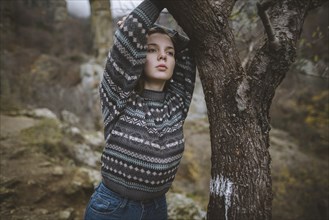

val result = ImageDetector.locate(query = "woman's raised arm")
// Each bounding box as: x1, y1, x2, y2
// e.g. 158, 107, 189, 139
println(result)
100, 0, 163, 139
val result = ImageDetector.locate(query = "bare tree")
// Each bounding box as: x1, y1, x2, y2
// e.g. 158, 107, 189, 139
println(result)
163, 0, 328, 219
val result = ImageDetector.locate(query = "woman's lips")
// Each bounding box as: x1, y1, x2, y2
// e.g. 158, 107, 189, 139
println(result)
156, 64, 167, 71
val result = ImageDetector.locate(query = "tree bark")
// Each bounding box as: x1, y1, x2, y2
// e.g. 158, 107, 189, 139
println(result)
165, 0, 328, 219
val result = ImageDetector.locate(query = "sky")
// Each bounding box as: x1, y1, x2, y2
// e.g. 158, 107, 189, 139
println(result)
66, 0, 142, 18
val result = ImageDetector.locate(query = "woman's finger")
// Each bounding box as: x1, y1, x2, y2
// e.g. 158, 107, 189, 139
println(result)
117, 16, 127, 28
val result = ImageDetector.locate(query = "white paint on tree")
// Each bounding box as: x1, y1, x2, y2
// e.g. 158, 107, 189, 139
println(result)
236, 77, 249, 111
210, 175, 234, 220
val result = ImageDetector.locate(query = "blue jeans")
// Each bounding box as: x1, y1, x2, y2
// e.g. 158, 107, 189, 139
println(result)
84, 182, 168, 220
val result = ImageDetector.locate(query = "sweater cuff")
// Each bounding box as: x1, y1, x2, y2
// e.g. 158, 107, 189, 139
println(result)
136, 0, 162, 28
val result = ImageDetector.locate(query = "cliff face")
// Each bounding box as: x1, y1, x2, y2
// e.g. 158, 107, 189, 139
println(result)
0, 0, 67, 27
0, 0, 97, 129
0, 1, 14, 33
51, 0, 68, 30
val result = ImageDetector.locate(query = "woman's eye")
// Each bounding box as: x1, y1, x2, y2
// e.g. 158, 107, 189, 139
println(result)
167, 51, 175, 56
147, 48, 156, 53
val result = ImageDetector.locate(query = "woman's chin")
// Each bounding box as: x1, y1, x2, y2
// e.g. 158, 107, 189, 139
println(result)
147, 72, 172, 81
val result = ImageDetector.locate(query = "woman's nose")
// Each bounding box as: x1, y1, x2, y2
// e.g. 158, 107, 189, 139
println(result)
157, 51, 167, 61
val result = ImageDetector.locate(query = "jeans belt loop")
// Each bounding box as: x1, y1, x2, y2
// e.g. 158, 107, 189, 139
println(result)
120, 197, 128, 208
154, 198, 159, 209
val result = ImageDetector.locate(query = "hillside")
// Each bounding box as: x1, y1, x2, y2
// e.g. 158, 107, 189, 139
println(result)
0, 1, 328, 219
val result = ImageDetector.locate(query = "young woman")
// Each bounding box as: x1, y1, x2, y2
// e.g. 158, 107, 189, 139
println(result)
84, 0, 196, 219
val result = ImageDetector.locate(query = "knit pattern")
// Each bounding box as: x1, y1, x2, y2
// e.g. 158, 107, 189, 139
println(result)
100, 0, 196, 200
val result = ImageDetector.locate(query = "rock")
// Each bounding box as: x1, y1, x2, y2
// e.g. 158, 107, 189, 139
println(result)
69, 143, 101, 168
27, 180, 36, 186
167, 193, 206, 220
35, 208, 49, 215
52, 166, 64, 176
39, 162, 52, 167
27, 108, 58, 120
19, 117, 63, 152
30, 54, 61, 84
62, 126, 84, 142
80, 60, 103, 90
58, 208, 74, 220
82, 168, 102, 187
70, 127, 81, 135
65, 167, 100, 195
0, 187, 16, 202
0, 177, 20, 202
0, 115, 38, 138
8, 147, 27, 159
61, 110, 80, 126
83, 131, 104, 150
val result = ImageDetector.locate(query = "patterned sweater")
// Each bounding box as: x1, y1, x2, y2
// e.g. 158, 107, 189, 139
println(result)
100, 0, 196, 200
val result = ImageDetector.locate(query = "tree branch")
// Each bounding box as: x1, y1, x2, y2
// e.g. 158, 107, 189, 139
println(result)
256, 1, 280, 50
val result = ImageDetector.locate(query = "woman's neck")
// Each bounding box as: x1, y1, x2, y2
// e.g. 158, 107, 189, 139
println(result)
144, 79, 166, 91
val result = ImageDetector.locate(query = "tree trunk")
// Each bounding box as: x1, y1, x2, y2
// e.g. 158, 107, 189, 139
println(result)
165, 0, 328, 219
89, 0, 113, 63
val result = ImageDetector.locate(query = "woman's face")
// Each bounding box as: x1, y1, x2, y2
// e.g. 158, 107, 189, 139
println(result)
143, 33, 175, 90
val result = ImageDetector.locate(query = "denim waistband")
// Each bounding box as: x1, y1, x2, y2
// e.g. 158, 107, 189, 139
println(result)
100, 180, 165, 206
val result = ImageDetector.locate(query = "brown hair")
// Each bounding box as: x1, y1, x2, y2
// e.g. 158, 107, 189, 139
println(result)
135, 27, 176, 95
147, 27, 177, 47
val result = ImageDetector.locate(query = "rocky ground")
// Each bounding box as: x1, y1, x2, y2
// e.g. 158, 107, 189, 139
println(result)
0, 109, 206, 220
0, 109, 328, 220
1, 1, 327, 219
0, 111, 97, 220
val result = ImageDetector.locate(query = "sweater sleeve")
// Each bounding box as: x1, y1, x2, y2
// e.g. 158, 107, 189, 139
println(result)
168, 45, 196, 119
100, 0, 162, 139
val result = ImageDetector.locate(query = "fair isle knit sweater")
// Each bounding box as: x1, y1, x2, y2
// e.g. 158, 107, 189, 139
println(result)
100, 0, 196, 200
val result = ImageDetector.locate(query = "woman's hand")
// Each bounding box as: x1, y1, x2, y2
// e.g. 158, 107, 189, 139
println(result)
117, 16, 127, 29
